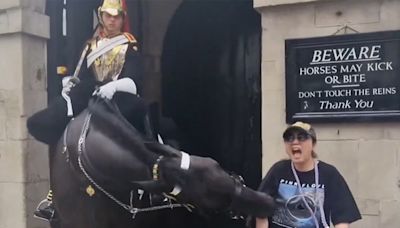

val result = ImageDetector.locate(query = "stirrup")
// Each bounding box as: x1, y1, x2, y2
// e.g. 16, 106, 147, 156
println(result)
33, 199, 55, 222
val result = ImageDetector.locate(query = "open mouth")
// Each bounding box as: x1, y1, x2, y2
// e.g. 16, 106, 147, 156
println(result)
291, 148, 302, 156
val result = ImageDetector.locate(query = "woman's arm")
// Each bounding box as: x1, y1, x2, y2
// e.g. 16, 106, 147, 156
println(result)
256, 217, 269, 228
335, 223, 349, 228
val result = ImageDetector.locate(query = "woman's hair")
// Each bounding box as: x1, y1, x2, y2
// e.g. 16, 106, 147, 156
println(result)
312, 139, 317, 158
312, 150, 318, 158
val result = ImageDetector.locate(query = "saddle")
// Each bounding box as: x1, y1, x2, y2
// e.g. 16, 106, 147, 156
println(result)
88, 96, 158, 142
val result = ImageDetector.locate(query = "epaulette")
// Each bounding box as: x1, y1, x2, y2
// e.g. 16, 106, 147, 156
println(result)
124, 32, 138, 51
123, 32, 137, 44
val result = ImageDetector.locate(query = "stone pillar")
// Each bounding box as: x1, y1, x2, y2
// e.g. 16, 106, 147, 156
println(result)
254, 0, 400, 227
141, 0, 182, 102
0, 0, 49, 227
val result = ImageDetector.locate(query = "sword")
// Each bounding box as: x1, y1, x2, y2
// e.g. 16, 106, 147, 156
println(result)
61, 44, 90, 116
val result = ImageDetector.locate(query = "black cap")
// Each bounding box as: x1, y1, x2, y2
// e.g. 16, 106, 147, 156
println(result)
283, 121, 317, 142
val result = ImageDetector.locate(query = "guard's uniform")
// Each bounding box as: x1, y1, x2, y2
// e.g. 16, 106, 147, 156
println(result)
27, 32, 145, 144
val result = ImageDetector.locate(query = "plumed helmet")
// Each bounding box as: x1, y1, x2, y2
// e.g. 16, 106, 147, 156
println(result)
99, 0, 125, 16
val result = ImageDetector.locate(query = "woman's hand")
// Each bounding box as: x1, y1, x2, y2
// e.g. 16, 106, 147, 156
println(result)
335, 223, 349, 228
256, 217, 269, 228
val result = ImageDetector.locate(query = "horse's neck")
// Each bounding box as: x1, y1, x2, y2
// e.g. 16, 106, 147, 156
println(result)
73, 110, 159, 186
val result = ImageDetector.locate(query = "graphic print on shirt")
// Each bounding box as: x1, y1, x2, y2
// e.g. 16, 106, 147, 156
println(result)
272, 179, 325, 228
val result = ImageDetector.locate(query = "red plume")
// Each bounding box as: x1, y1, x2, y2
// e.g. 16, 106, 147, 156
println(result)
121, 0, 131, 33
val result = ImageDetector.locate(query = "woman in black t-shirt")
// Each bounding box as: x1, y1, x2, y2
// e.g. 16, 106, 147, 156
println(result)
256, 122, 361, 228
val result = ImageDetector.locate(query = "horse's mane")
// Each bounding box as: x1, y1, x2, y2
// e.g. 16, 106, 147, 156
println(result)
87, 98, 157, 164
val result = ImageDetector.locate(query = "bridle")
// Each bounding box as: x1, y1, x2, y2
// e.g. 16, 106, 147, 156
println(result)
150, 150, 195, 210
227, 173, 246, 220
151, 147, 247, 220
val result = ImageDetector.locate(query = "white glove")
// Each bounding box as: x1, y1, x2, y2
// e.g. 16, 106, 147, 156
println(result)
93, 78, 137, 100
61, 76, 81, 95
61, 76, 74, 116
62, 76, 72, 87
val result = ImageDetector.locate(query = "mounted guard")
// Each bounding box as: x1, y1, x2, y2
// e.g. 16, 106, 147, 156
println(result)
27, 0, 147, 221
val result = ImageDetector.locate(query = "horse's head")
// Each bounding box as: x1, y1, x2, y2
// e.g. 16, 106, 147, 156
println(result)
75, 98, 274, 218
142, 143, 276, 218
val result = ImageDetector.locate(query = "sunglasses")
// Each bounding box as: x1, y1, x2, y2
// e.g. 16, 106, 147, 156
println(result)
283, 132, 310, 143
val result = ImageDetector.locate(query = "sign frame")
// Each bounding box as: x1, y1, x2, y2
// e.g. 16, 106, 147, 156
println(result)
285, 30, 400, 123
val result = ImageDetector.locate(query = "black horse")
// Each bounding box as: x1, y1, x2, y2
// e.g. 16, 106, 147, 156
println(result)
48, 98, 275, 228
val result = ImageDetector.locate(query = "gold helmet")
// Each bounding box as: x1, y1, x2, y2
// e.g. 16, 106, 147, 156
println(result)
98, 0, 125, 16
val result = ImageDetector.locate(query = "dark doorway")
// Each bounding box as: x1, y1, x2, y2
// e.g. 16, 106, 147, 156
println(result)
162, 0, 262, 227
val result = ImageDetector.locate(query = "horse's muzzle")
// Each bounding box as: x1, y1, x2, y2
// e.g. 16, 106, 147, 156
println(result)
230, 185, 276, 218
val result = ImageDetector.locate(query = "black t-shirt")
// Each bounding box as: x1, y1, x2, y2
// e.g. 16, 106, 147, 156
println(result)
258, 160, 361, 228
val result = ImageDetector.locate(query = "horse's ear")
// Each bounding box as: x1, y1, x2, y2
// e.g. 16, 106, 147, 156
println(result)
144, 142, 180, 157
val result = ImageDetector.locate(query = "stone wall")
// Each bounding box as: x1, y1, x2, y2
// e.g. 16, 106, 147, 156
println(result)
254, 0, 400, 227
0, 0, 49, 227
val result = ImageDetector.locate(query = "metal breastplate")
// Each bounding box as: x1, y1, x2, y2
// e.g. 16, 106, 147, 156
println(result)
90, 37, 128, 82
